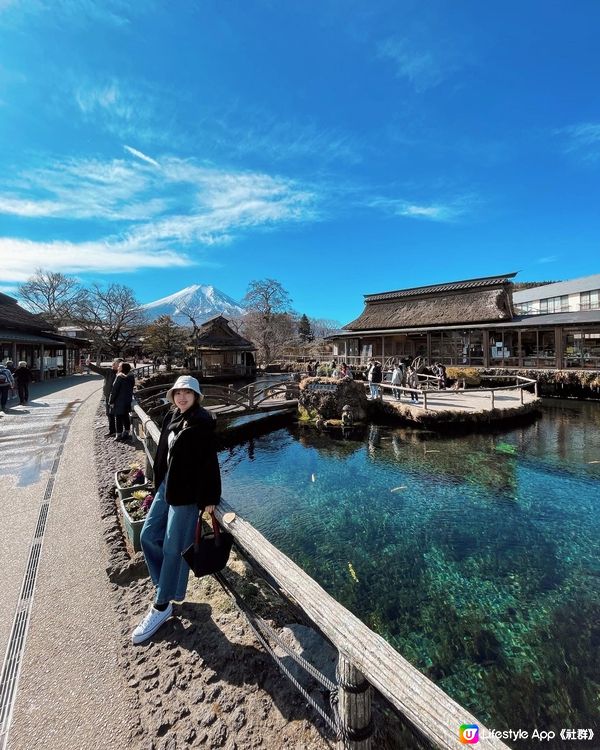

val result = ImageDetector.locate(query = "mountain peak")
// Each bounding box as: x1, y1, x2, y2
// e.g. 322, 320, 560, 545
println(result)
142, 284, 245, 324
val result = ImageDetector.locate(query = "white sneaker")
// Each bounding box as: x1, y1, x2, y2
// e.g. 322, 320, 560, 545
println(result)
131, 603, 173, 644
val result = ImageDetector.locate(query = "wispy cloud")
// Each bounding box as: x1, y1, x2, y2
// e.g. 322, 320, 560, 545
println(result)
369, 194, 475, 223
124, 145, 160, 167
377, 36, 457, 92
559, 122, 600, 165
536, 255, 558, 264
0, 0, 136, 29
0, 153, 321, 281
0, 237, 195, 283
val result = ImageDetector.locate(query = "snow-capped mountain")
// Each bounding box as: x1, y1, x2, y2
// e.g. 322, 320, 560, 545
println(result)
142, 285, 246, 325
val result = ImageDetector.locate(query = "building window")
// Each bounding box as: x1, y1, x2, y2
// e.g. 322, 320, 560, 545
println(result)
539, 295, 569, 314
515, 301, 535, 315
580, 290, 600, 311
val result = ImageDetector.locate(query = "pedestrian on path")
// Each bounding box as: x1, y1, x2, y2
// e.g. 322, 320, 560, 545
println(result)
109, 362, 135, 441
133, 375, 222, 645
89, 358, 123, 436
13, 361, 33, 405
0, 362, 15, 411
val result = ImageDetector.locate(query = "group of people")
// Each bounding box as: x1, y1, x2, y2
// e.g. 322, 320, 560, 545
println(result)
0, 360, 34, 411
369, 358, 422, 402
90, 358, 136, 441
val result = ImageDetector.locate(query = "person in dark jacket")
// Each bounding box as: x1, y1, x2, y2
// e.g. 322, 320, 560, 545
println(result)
133, 375, 221, 644
89, 358, 123, 436
13, 361, 33, 405
109, 362, 135, 441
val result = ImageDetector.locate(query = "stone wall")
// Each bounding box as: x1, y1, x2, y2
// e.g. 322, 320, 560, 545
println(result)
298, 377, 368, 422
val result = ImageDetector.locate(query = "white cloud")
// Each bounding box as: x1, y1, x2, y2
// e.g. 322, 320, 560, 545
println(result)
0, 237, 194, 283
369, 195, 472, 223
560, 122, 600, 164
124, 145, 160, 167
536, 255, 558, 264
377, 37, 453, 92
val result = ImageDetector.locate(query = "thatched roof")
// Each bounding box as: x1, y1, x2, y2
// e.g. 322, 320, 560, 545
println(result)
194, 315, 255, 351
0, 292, 54, 333
345, 274, 515, 331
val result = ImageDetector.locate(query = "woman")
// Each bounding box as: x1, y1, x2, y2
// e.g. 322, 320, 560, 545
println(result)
132, 375, 221, 645
108, 361, 135, 441
13, 361, 33, 405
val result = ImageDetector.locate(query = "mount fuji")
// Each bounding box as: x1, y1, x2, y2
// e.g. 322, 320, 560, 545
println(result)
141, 285, 246, 325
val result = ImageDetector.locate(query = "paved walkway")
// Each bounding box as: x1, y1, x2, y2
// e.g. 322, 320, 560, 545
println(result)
0, 375, 134, 750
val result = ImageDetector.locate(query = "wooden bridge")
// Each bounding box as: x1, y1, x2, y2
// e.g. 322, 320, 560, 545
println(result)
134, 377, 299, 423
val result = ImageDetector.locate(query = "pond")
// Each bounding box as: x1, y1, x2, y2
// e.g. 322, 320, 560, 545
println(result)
218, 399, 600, 747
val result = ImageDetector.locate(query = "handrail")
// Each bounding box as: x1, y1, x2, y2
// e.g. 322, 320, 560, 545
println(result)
131, 403, 508, 749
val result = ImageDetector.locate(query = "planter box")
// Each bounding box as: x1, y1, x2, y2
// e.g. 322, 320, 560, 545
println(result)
115, 470, 151, 501
119, 496, 145, 552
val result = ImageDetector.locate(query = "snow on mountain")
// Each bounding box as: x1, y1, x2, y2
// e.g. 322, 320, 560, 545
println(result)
142, 285, 246, 325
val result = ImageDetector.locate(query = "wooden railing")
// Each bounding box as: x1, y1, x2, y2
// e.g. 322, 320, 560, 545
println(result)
130, 403, 509, 750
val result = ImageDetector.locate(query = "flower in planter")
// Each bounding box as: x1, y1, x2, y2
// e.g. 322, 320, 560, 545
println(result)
124, 490, 155, 520
119, 465, 146, 487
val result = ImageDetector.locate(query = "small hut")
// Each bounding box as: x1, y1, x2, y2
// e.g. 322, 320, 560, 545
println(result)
191, 315, 256, 377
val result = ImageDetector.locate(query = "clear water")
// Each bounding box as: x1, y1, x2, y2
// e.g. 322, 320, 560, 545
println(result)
219, 399, 600, 746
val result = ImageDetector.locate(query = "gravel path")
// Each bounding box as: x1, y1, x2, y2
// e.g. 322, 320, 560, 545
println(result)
95, 407, 337, 750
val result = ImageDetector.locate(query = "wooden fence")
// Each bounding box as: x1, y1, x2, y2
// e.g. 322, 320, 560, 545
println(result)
131, 402, 509, 750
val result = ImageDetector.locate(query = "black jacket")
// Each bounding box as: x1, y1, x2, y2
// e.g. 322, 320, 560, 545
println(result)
109, 372, 135, 414
14, 366, 33, 385
89, 363, 117, 399
154, 406, 222, 508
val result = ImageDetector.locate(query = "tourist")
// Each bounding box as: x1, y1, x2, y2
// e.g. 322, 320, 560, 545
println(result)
407, 366, 420, 403
109, 361, 135, 441
13, 361, 33, 405
133, 375, 221, 645
0, 362, 15, 412
89, 358, 123, 437
391, 363, 403, 400
371, 359, 383, 398
434, 362, 447, 390
344, 364, 354, 379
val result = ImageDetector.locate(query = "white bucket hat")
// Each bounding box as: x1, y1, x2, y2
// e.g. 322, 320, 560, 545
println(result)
166, 375, 203, 405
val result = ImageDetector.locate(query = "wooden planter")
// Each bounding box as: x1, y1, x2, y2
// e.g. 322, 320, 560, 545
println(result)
114, 470, 151, 501
119, 496, 145, 552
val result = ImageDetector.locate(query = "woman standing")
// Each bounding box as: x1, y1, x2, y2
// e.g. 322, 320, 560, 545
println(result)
108, 361, 135, 441
13, 361, 33, 405
132, 375, 221, 645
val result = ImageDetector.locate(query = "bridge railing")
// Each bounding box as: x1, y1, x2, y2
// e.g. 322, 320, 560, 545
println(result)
130, 403, 509, 750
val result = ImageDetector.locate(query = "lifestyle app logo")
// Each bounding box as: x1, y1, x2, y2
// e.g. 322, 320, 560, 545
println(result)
460, 724, 479, 744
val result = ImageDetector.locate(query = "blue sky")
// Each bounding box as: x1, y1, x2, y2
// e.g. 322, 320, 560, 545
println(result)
1, 0, 599, 323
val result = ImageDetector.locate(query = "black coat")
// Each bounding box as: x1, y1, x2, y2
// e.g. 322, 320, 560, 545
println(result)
13, 366, 33, 385
154, 406, 222, 509
109, 372, 135, 414
89, 363, 118, 399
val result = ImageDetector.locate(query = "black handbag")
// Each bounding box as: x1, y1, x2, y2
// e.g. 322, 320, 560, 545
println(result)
182, 511, 233, 577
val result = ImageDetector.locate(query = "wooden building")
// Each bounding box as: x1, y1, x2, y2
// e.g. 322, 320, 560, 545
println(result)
330, 272, 600, 370
191, 315, 256, 377
0, 293, 88, 379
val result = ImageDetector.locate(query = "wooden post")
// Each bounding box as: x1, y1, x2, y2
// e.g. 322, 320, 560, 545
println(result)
422, 390, 428, 410
337, 655, 373, 750
534, 381, 538, 397
520, 387, 524, 405
248, 384, 255, 408
491, 390, 495, 409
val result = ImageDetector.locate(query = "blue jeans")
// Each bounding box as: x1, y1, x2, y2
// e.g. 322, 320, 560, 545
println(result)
140, 481, 199, 605
369, 383, 380, 398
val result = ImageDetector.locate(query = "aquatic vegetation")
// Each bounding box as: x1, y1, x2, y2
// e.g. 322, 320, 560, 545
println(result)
220, 399, 600, 746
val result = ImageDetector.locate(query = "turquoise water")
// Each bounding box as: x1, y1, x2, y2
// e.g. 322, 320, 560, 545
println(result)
219, 399, 600, 746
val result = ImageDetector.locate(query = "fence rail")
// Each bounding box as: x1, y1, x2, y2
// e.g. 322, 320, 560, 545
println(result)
130, 403, 509, 750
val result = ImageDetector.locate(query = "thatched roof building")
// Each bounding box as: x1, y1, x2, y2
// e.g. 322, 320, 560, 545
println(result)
194, 315, 255, 352
190, 315, 256, 377
345, 273, 515, 331
0, 293, 87, 378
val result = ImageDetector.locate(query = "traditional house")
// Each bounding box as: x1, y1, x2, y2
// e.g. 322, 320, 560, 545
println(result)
191, 315, 256, 377
330, 272, 600, 370
0, 293, 88, 379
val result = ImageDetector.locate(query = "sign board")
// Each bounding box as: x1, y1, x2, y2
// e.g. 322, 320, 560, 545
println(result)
306, 383, 338, 393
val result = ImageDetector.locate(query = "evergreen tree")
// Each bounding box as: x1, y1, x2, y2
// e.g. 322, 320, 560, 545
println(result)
298, 313, 313, 342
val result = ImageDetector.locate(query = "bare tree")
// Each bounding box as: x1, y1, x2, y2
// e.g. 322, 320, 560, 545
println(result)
19, 269, 85, 327
310, 317, 342, 340
242, 279, 293, 365
75, 283, 145, 358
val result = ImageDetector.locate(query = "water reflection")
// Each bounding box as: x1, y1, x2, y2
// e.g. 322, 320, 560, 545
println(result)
219, 399, 600, 747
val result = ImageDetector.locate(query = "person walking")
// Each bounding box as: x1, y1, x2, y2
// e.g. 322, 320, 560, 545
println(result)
407, 366, 420, 403
133, 375, 222, 645
13, 361, 33, 405
89, 358, 123, 437
109, 362, 135, 441
0, 362, 15, 412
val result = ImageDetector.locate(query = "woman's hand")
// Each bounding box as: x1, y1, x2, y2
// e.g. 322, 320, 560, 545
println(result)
204, 505, 216, 515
